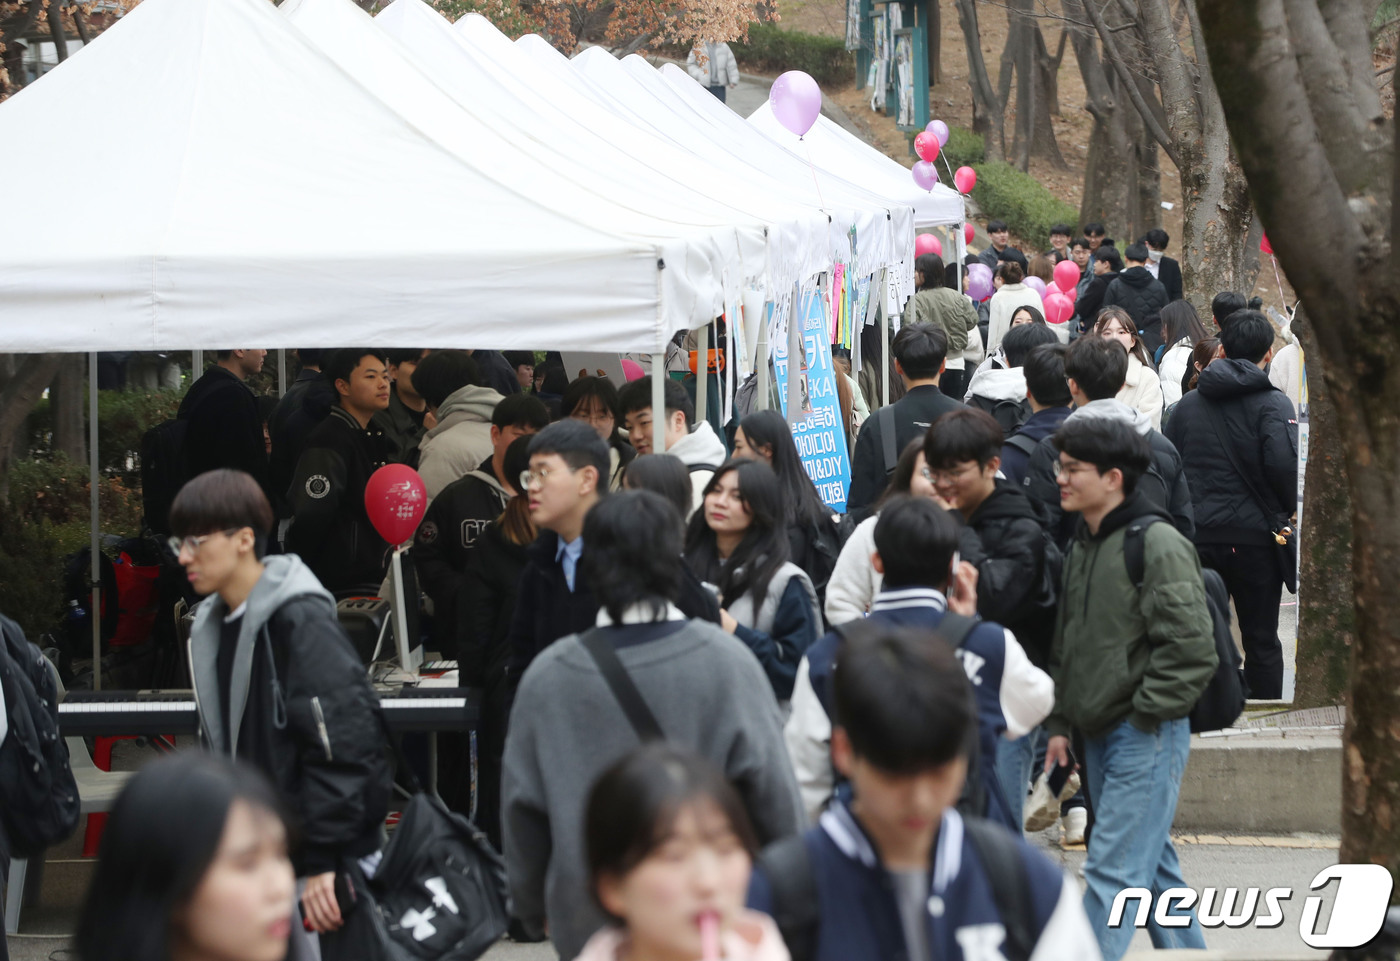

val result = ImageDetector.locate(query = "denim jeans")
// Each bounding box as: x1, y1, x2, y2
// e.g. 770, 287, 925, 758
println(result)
1082, 716, 1205, 961
995, 729, 1038, 832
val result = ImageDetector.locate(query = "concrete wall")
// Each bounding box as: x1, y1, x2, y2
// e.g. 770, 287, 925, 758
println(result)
1175, 733, 1341, 835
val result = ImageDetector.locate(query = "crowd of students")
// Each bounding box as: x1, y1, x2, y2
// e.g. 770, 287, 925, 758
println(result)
54, 215, 1304, 961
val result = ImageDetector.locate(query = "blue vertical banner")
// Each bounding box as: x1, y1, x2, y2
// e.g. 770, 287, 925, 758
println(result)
773, 288, 852, 513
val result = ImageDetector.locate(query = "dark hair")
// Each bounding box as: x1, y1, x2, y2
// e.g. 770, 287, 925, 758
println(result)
325, 348, 387, 390
1002, 320, 1058, 368
214, 350, 234, 361
75, 754, 289, 961
1070, 237, 1091, 251
1024, 343, 1072, 407
1211, 291, 1248, 327
526, 420, 611, 492
924, 408, 1003, 474
492, 391, 550, 432
1247, 296, 1264, 311
169, 469, 274, 557
503, 350, 535, 370
737, 410, 828, 529
915, 253, 946, 290
408, 349, 479, 409
386, 348, 428, 367
562, 375, 632, 456
1091, 246, 1123, 272
1050, 223, 1072, 237
684, 459, 788, 609
877, 439, 927, 508
1220, 310, 1274, 363
996, 260, 1025, 285
1144, 228, 1169, 250
622, 455, 693, 527
499, 435, 538, 546
585, 744, 757, 921
1093, 306, 1154, 367
540, 366, 570, 399
581, 491, 684, 624
296, 348, 326, 368
617, 376, 695, 429
872, 496, 960, 590
1123, 243, 1150, 263
998, 246, 1029, 269
891, 323, 948, 380
1064, 334, 1128, 400
833, 620, 973, 774
987, 219, 1008, 233
1051, 418, 1152, 496
1083, 222, 1106, 237
1160, 300, 1209, 349
1186, 337, 1220, 392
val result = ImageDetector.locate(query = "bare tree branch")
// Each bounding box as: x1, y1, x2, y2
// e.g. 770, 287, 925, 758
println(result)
1082, 0, 1180, 164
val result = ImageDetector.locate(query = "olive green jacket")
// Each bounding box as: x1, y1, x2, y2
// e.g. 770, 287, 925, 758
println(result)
1046, 494, 1218, 739
901, 287, 980, 355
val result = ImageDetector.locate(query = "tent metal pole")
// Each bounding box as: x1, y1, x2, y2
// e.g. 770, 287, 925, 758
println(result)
89, 352, 101, 691
881, 288, 890, 408
696, 323, 709, 433
652, 353, 667, 453
193, 349, 203, 379
278, 349, 287, 397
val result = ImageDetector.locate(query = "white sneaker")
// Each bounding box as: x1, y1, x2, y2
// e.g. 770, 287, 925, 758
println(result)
1062, 806, 1088, 846
1023, 770, 1081, 833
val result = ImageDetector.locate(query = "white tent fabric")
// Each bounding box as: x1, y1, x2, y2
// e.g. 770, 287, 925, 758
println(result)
278, 0, 762, 321
0, 0, 730, 353
374, 0, 833, 301
744, 92, 965, 230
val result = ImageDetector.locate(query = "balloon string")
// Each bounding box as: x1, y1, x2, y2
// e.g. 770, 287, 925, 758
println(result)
1270, 254, 1288, 311
805, 140, 827, 209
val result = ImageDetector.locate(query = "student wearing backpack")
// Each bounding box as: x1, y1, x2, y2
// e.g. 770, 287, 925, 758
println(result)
784, 497, 1052, 828
751, 622, 1098, 961
179, 349, 270, 492
1000, 344, 1072, 485
901, 253, 981, 401
964, 321, 1058, 434
1045, 418, 1217, 960
1022, 336, 1193, 548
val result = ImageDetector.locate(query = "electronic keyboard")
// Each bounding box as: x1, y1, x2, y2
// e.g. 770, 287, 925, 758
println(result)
58, 687, 479, 737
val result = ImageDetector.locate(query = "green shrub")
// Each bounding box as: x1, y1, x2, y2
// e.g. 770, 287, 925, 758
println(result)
969, 161, 1079, 247
941, 127, 985, 170
732, 24, 854, 88
25, 388, 187, 486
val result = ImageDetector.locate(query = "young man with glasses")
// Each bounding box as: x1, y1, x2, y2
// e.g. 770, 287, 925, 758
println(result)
173, 468, 393, 957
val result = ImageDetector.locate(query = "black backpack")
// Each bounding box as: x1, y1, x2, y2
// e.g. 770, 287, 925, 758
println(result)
1123, 518, 1248, 732
140, 416, 189, 536
0, 616, 80, 858
758, 814, 1035, 961
969, 394, 1031, 434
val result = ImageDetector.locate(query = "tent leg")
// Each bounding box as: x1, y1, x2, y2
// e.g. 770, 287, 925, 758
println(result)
754, 302, 772, 413
881, 293, 890, 409
696, 323, 709, 433
278, 349, 287, 397
192, 350, 203, 379
652, 354, 667, 453
89, 352, 100, 691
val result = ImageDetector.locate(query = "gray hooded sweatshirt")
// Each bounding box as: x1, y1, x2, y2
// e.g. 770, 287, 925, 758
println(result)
418, 384, 505, 500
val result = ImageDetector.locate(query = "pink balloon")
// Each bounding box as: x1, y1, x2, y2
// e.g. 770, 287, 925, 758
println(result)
1052, 258, 1080, 291
915, 234, 942, 257
927, 119, 950, 147
365, 464, 427, 545
1043, 292, 1074, 325
966, 263, 994, 301
963, 223, 975, 245
954, 166, 977, 194
1025, 276, 1047, 298
1043, 282, 1062, 304
1260, 232, 1273, 256
911, 161, 938, 191
770, 70, 822, 137
914, 132, 940, 163
621, 359, 644, 381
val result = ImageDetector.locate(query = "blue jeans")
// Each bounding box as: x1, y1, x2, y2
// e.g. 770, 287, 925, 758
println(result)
995, 728, 1039, 833
1082, 716, 1205, 960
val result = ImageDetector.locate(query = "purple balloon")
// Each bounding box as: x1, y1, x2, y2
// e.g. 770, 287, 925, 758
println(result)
911, 160, 939, 191
926, 119, 950, 147
770, 70, 822, 137
966, 263, 995, 302
1025, 276, 1047, 298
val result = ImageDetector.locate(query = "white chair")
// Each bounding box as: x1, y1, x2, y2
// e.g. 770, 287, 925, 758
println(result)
4, 661, 134, 934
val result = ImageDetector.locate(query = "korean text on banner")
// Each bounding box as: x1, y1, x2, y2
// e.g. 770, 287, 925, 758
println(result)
773, 290, 852, 512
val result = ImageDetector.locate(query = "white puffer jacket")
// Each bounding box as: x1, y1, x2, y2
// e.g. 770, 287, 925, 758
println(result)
822, 514, 881, 625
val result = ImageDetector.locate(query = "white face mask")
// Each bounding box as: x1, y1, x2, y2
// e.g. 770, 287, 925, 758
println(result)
1147, 249, 1164, 263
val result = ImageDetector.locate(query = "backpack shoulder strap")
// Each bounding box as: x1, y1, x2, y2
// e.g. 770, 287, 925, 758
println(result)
936, 611, 979, 649
757, 834, 819, 961
1122, 517, 1166, 589
580, 629, 664, 742
1004, 432, 1037, 458
961, 817, 1034, 961
878, 404, 898, 475
687, 462, 719, 475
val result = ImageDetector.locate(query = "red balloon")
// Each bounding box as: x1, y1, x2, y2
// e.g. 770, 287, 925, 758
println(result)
1043, 292, 1074, 325
963, 223, 975, 245
365, 464, 428, 545
914, 132, 941, 163
1052, 258, 1080, 292
954, 165, 977, 194
1260, 232, 1273, 256
915, 234, 942, 257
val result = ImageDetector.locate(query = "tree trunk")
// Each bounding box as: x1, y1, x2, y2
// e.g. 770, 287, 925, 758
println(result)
50, 355, 85, 463
1029, 22, 1067, 170
0, 353, 64, 505
954, 0, 1006, 162
1292, 308, 1353, 709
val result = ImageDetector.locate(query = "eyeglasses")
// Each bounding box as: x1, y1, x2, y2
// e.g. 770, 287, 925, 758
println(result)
167, 529, 242, 556
520, 466, 571, 489
921, 464, 979, 485
1051, 461, 1096, 479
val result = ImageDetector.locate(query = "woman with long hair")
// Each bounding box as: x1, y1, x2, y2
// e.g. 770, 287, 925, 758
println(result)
1156, 300, 1211, 406
987, 260, 1044, 353
684, 459, 821, 700
75, 754, 296, 961
562, 376, 635, 490
901, 252, 981, 400
732, 411, 835, 586
1162, 335, 1221, 429
1093, 305, 1165, 429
